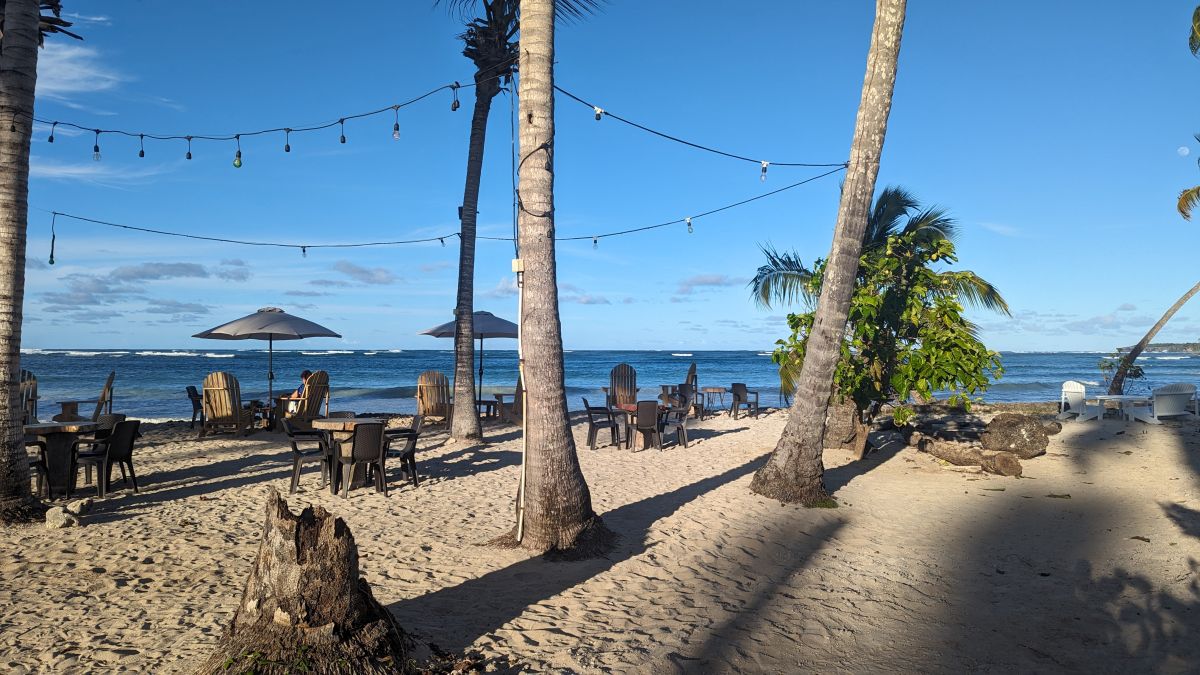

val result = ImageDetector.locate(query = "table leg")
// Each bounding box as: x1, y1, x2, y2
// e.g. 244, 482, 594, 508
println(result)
41, 432, 77, 500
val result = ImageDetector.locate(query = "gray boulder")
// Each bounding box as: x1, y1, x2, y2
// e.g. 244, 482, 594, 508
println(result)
65, 498, 93, 516
980, 413, 1049, 459
45, 507, 79, 529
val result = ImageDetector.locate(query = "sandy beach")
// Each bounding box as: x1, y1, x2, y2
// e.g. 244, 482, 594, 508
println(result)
2, 405, 1198, 673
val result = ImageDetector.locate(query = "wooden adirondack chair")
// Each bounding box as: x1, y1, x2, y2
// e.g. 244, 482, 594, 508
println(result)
496, 375, 524, 426
281, 370, 330, 430
416, 370, 453, 424
55, 371, 115, 422
200, 371, 254, 437
19, 369, 38, 424
606, 363, 638, 408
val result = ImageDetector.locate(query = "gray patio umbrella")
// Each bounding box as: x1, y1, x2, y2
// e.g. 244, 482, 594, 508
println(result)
193, 307, 341, 402
419, 311, 518, 398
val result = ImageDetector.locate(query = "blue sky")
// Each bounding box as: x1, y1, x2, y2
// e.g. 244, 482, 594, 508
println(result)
19, 2, 1200, 352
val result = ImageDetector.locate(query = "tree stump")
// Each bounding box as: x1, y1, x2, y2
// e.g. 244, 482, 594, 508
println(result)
918, 438, 1023, 477
196, 489, 408, 674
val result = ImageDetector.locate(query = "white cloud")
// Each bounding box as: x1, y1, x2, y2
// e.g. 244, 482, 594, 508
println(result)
36, 43, 123, 102
28, 158, 173, 187
978, 222, 1022, 237
676, 274, 746, 295
333, 260, 397, 285
483, 277, 518, 299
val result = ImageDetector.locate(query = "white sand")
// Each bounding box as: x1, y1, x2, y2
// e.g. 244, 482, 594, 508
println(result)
1, 408, 1198, 673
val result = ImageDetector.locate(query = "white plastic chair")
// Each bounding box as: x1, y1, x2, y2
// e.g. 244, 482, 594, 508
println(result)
1058, 380, 1100, 421
1128, 383, 1197, 424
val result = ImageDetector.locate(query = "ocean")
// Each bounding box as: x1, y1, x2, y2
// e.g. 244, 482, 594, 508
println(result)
16, 349, 1196, 422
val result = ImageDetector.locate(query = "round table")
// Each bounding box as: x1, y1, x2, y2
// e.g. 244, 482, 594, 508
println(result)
311, 418, 386, 494
25, 420, 100, 499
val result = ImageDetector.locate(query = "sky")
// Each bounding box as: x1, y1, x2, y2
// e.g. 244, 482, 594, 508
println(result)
18, 2, 1200, 352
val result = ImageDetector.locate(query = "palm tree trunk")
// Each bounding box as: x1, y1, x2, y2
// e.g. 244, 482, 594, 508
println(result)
750, 0, 907, 505
510, 0, 608, 553
0, 0, 41, 523
450, 78, 503, 441
1107, 280, 1200, 394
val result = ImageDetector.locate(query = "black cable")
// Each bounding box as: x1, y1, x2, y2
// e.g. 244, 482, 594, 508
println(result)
554, 85, 847, 168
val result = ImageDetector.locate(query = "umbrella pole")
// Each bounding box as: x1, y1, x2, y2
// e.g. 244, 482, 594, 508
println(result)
268, 336, 274, 403
478, 336, 485, 416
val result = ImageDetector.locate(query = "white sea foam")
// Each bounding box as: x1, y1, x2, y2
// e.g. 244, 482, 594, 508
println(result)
364, 351, 378, 356
135, 351, 195, 357
203, 353, 234, 358
757, 352, 773, 356
1154, 356, 1189, 360
671, 353, 693, 357
387, 349, 404, 353
301, 350, 353, 355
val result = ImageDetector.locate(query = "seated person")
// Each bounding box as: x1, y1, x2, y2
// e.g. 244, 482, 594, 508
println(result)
282, 370, 312, 413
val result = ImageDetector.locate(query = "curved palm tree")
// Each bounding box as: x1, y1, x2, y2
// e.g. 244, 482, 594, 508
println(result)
1180, 7, 1200, 218
439, 0, 597, 440
751, 186, 1009, 314
0, 1, 80, 524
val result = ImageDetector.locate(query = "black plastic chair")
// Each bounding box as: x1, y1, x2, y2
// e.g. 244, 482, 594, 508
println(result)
677, 383, 705, 420
186, 385, 204, 428
338, 422, 387, 498
632, 400, 666, 451
27, 437, 47, 497
385, 415, 424, 488
283, 419, 331, 493
662, 392, 692, 448
582, 397, 621, 450
73, 419, 140, 498
730, 383, 760, 419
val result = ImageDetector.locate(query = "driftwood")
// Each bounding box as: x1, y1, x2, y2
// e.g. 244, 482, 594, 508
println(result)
195, 489, 408, 674
918, 438, 1023, 477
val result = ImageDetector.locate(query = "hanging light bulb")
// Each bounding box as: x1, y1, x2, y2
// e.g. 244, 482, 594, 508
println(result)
138, 134, 145, 158
686, 217, 693, 234
439, 238, 445, 247
284, 128, 291, 153
47, 122, 57, 143
185, 136, 193, 160
392, 106, 401, 140
233, 135, 242, 168
339, 119, 346, 144
760, 161, 769, 182
301, 246, 308, 258
451, 82, 461, 112
48, 212, 57, 265
593, 236, 599, 249
593, 106, 604, 121
92, 130, 101, 161
8, 118, 15, 133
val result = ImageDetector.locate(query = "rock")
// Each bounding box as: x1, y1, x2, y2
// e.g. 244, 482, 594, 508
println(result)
980, 413, 1049, 459
45, 507, 79, 529
1042, 420, 1063, 436
65, 498, 93, 516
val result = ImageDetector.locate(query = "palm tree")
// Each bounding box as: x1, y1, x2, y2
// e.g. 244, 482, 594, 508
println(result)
749, 0, 908, 506
439, 0, 596, 441
0, 1, 79, 523
1106, 281, 1200, 394
1180, 7, 1200, 218
751, 187, 1008, 315
510, 0, 609, 553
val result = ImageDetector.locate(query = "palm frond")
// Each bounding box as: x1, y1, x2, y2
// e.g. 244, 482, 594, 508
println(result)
903, 206, 958, 246
750, 245, 814, 309
437, 0, 602, 24
864, 186, 919, 250
1191, 6, 1200, 57
1180, 186, 1200, 220
947, 271, 1011, 315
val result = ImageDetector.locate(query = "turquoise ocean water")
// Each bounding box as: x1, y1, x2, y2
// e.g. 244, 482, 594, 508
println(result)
17, 349, 1196, 422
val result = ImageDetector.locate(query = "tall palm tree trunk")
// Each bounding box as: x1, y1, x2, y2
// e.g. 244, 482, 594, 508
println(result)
0, 0, 40, 522
1107, 280, 1200, 394
750, 0, 907, 505
450, 78, 503, 440
512, 0, 607, 553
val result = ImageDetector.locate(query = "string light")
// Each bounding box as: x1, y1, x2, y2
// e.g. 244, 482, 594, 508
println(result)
760, 161, 769, 182
38, 167, 843, 255
284, 128, 291, 153
450, 82, 461, 112
301, 246, 307, 257
338, 119, 346, 144
9, 118, 15, 133
47, 122, 56, 143
392, 106, 401, 140
48, 212, 56, 265
233, 135, 242, 168
138, 134, 145, 158
92, 130, 101, 161
686, 217, 693, 234
556, 86, 847, 169
185, 136, 193, 160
